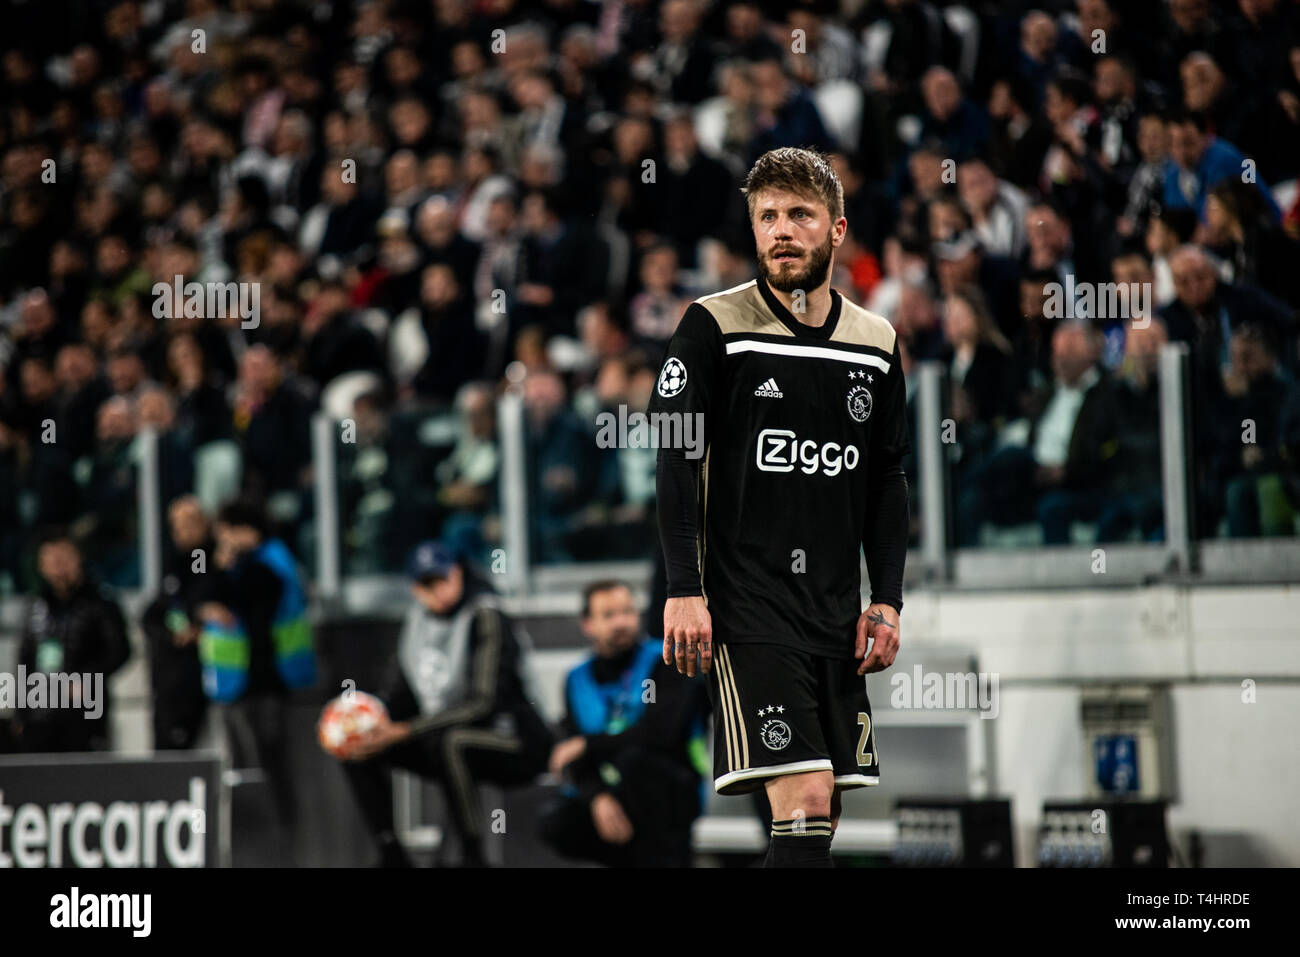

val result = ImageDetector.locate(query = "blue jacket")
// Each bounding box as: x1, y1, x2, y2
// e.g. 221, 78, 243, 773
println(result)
1163, 139, 1281, 220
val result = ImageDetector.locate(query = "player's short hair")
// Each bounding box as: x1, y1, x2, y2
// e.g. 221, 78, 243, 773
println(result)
581, 579, 633, 618
741, 147, 844, 224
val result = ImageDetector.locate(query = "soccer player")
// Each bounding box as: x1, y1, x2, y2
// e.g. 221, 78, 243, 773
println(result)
650, 147, 910, 867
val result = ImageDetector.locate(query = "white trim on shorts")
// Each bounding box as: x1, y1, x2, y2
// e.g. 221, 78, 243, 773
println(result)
833, 773, 880, 789
714, 758, 835, 794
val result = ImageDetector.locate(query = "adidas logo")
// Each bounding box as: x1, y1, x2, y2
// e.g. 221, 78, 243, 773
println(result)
754, 377, 783, 398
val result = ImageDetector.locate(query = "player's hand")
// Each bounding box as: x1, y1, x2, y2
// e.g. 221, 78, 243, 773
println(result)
591, 793, 634, 845
856, 604, 901, 676
342, 717, 411, 762
663, 596, 712, 676
548, 736, 587, 775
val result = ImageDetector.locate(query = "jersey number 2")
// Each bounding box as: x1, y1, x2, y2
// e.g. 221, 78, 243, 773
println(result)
855, 712, 875, 767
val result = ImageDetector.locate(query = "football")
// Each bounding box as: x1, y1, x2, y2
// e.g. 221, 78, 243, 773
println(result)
317, 691, 389, 759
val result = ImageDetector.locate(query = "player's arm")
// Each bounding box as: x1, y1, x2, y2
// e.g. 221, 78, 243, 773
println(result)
651, 303, 723, 677
857, 339, 911, 676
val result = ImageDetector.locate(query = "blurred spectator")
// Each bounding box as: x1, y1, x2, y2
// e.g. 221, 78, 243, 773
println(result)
403, 263, 488, 402
892, 279, 946, 363
201, 496, 315, 863
336, 542, 552, 867
628, 243, 690, 352
542, 579, 708, 867
918, 66, 989, 163
1162, 110, 1279, 221
1160, 244, 1295, 400
105, 348, 152, 402
959, 158, 1029, 260
1146, 205, 1198, 306
514, 188, 602, 338
747, 56, 836, 165
53, 343, 110, 460
1214, 325, 1300, 537
786, 9, 859, 87
1018, 10, 1064, 110
524, 371, 598, 563
299, 279, 385, 388
1092, 54, 1150, 180
657, 110, 737, 268
8, 290, 70, 388
232, 345, 314, 512
1013, 268, 1061, 399
415, 194, 480, 289
985, 75, 1054, 189
1103, 316, 1168, 542
1118, 113, 1171, 239
167, 332, 234, 449
943, 285, 1015, 432
141, 495, 211, 750
1202, 181, 1300, 309
577, 300, 634, 368
434, 382, 501, 563
299, 162, 379, 272
647, 0, 720, 106
956, 321, 1121, 546
77, 396, 140, 586
1104, 248, 1158, 369
933, 230, 1020, 340
14, 533, 130, 753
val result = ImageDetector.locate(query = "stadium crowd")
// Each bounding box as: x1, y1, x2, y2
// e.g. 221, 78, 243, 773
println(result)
3, 0, 1300, 595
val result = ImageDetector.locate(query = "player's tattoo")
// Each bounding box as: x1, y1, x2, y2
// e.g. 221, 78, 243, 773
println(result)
867, 609, 893, 628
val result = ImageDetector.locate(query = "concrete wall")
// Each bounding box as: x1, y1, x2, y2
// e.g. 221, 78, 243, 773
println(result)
902, 584, 1300, 866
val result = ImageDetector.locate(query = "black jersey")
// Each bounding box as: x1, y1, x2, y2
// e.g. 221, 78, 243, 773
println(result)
650, 276, 911, 659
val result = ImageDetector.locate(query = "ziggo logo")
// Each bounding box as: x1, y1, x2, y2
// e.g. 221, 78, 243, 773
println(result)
755, 429, 860, 476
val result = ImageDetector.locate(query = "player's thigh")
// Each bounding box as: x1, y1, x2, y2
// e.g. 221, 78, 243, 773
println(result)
815, 655, 880, 790
707, 641, 833, 797
764, 768, 835, 820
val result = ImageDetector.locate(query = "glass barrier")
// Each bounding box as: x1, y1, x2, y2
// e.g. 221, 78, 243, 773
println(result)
1185, 342, 1300, 542
336, 397, 503, 577
0, 420, 146, 596
942, 347, 1166, 552
523, 391, 657, 567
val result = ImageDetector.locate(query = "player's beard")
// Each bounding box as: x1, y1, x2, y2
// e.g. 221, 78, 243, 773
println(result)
760, 226, 835, 293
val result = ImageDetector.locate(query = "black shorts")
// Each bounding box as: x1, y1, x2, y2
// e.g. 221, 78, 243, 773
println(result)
706, 641, 879, 795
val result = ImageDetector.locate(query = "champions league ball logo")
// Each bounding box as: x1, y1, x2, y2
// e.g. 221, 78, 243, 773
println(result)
658, 357, 688, 398
846, 384, 872, 423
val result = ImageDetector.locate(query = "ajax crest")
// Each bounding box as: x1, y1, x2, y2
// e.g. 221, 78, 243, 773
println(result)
761, 719, 792, 751
846, 384, 872, 423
